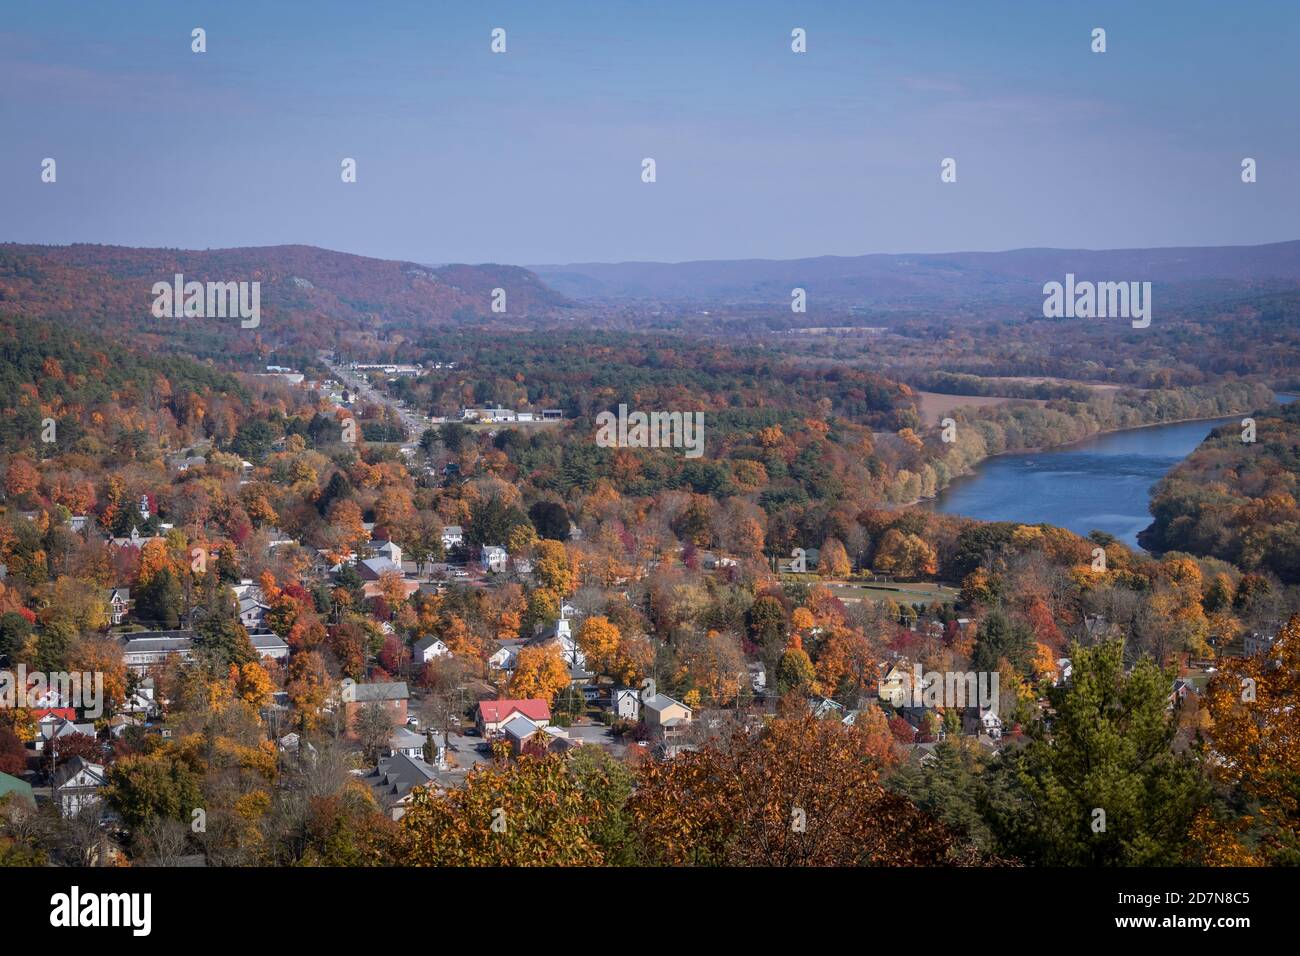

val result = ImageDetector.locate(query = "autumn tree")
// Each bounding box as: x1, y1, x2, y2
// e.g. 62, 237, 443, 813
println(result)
873, 528, 938, 579
1196, 614, 1300, 864
630, 715, 963, 865
533, 540, 575, 595
287, 650, 332, 732
819, 537, 851, 578
507, 644, 569, 703
398, 754, 604, 866
576, 615, 621, 676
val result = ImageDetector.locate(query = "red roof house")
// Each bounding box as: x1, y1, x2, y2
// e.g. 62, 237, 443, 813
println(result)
476, 698, 551, 736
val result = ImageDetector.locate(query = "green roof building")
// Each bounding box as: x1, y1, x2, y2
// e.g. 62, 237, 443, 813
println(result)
0, 771, 35, 808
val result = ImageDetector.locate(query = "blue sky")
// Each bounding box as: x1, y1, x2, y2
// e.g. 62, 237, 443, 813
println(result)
2, 0, 1297, 264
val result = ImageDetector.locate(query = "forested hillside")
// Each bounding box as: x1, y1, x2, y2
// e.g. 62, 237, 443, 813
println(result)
0, 244, 570, 362
1142, 399, 1300, 581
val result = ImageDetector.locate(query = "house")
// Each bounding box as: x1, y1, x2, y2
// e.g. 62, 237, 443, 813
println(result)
654, 738, 700, 760
119, 632, 195, 674
877, 663, 913, 707
369, 540, 403, 565
0, 771, 35, 809
168, 454, 206, 472
699, 551, 739, 571
808, 696, 846, 720
611, 688, 641, 721
248, 631, 290, 665
37, 716, 98, 754
388, 726, 427, 760
1171, 674, 1211, 709
503, 716, 569, 755
106, 714, 143, 740
747, 661, 767, 693
476, 698, 551, 737
480, 546, 509, 573
441, 526, 464, 549
641, 693, 693, 731
110, 526, 159, 551
1055, 658, 1073, 685
501, 715, 541, 753
962, 706, 1003, 740
106, 588, 131, 625
342, 681, 409, 731
264, 527, 295, 548
365, 752, 447, 820
120, 630, 286, 674
412, 636, 450, 663
122, 681, 158, 716
488, 639, 527, 672
1083, 614, 1113, 640
568, 660, 594, 686
51, 756, 106, 818
238, 596, 269, 629
359, 556, 402, 581
1244, 626, 1279, 657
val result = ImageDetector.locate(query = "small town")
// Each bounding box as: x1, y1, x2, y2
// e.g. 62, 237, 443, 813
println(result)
1, 0, 1291, 939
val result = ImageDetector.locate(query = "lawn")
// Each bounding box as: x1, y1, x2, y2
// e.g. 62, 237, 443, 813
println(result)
820, 580, 960, 606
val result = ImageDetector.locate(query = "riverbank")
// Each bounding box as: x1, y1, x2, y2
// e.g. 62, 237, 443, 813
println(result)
917, 412, 1287, 548
895, 385, 1284, 511
896, 413, 1239, 510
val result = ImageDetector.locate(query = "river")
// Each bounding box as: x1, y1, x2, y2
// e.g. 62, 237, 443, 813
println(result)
925, 397, 1295, 549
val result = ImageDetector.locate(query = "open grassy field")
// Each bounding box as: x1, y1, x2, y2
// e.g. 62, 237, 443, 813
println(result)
914, 391, 1045, 426
820, 580, 961, 606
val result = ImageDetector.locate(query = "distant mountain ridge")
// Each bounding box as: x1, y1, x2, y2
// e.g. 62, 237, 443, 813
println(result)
0, 243, 569, 357
531, 240, 1300, 306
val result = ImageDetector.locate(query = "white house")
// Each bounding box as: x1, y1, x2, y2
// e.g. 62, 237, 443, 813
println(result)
52, 757, 106, 818
441, 526, 464, 549
412, 636, 450, 663
611, 688, 641, 721
480, 546, 509, 573
388, 727, 427, 760
488, 639, 527, 672
106, 588, 131, 625
967, 706, 1003, 740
